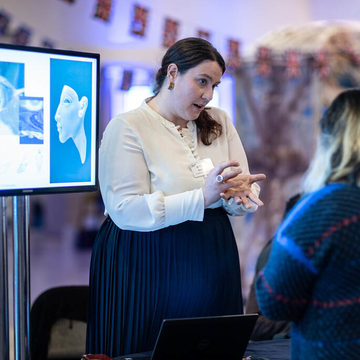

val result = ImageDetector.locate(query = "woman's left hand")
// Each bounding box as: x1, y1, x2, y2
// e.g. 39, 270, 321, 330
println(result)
220, 173, 266, 209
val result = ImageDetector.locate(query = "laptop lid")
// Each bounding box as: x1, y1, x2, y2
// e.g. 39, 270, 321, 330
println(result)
150, 313, 258, 360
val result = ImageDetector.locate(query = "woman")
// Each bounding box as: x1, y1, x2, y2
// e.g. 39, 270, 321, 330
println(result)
86, 37, 266, 357
256, 89, 360, 359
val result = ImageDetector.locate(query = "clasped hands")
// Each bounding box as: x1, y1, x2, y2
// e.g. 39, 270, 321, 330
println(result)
202, 160, 266, 208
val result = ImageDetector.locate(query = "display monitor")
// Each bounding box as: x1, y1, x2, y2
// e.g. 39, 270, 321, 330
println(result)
0, 43, 100, 196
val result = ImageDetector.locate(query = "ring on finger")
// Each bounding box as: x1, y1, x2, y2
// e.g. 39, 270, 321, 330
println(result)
216, 174, 224, 183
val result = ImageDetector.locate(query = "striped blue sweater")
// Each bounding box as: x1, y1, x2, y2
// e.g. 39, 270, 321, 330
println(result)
256, 184, 360, 359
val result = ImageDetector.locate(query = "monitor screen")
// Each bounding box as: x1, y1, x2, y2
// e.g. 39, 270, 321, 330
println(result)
0, 43, 100, 196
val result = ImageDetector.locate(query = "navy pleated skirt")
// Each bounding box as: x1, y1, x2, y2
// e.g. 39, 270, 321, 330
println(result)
86, 208, 243, 357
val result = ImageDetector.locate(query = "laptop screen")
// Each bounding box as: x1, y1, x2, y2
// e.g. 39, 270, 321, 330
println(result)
150, 314, 258, 360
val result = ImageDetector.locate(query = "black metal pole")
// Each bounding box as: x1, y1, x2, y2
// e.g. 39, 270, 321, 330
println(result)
13, 196, 31, 360
0, 197, 9, 360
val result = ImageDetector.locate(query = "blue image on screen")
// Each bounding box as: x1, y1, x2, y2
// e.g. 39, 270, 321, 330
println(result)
0, 61, 24, 135
19, 96, 44, 144
50, 59, 92, 183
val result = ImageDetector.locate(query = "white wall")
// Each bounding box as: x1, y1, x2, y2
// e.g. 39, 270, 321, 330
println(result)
1, 0, 312, 66
310, 0, 360, 22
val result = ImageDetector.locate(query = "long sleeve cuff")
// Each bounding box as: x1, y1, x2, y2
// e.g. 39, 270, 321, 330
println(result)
222, 197, 258, 216
164, 188, 204, 227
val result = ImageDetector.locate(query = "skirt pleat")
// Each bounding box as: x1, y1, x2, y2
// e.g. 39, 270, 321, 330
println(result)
86, 208, 243, 357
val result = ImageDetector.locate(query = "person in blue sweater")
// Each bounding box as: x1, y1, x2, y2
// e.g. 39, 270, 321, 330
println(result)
256, 88, 360, 359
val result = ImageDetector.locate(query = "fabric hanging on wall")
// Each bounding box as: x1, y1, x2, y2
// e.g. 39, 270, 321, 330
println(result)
234, 59, 320, 296
255, 47, 272, 77
162, 18, 179, 48
313, 50, 331, 78
41, 39, 55, 49
119, 70, 133, 91
227, 39, 242, 71
0, 9, 11, 35
12, 25, 32, 46
93, 0, 114, 22
233, 24, 360, 300
130, 4, 149, 38
284, 50, 302, 78
197, 29, 211, 42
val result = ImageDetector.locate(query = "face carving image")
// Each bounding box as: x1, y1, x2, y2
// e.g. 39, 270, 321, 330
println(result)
55, 85, 88, 163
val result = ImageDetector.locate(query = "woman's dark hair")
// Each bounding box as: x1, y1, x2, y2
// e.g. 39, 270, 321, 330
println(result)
153, 37, 226, 145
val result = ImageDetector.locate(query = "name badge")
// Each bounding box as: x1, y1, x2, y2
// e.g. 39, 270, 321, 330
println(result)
189, 158, 214, 178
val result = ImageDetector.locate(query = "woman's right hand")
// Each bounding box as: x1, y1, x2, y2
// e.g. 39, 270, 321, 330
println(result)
203, 160, 266, 208
202, 160, 243, 208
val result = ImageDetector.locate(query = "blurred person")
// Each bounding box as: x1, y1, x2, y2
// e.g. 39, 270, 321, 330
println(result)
256, 89, 360, 359
245, 193, 300, 341
86, 37, 266, 357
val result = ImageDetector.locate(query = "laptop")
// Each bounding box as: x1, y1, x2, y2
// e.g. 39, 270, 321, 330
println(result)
118, 313, 258, 360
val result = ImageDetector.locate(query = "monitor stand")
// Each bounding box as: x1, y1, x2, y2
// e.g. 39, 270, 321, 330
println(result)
1, 195, 31, 360
0, 197, 10, 360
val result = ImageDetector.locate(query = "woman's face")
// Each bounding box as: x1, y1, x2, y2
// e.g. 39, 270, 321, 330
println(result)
169, 60, 222, 123
55, 85, 81, 143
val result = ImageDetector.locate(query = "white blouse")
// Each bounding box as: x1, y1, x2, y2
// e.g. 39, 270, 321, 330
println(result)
99, 100, 260, 232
